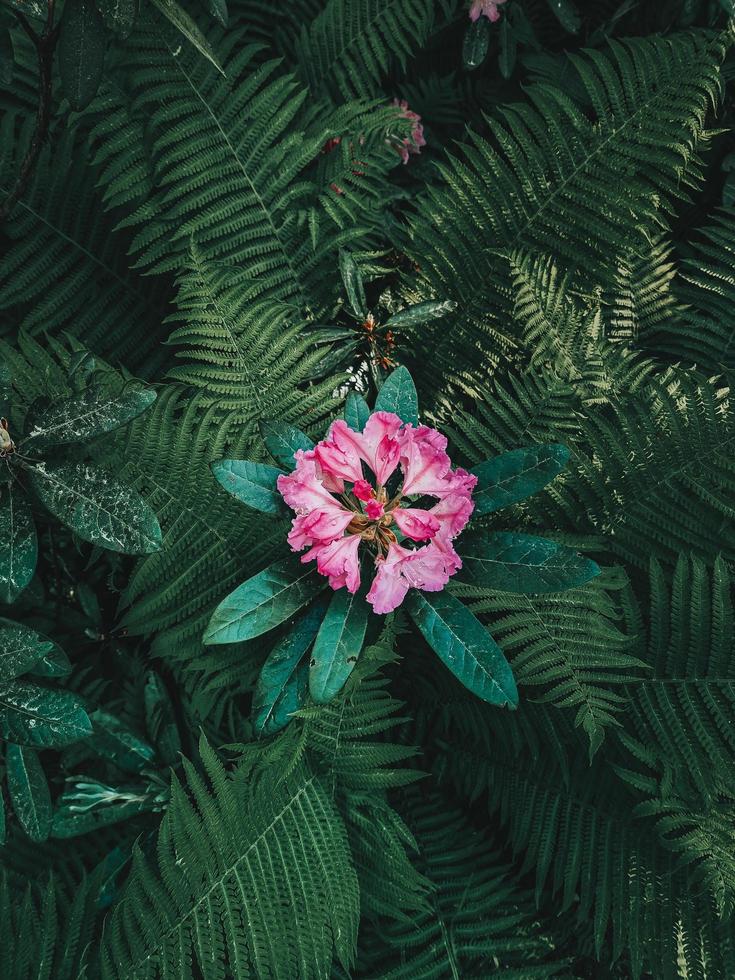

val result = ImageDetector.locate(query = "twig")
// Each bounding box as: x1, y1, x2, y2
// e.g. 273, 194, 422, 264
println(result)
0, 1, 60, 222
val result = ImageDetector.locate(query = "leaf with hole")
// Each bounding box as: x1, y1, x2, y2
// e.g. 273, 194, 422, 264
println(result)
309, 588, 369, 704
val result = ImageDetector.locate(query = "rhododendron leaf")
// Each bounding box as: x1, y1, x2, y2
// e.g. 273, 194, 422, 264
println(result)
203, 557, 326, 645
149, 0, 225, 73
458, 531, 600, 593
0, 682, 92, 747
144, 672, 181, 766
383, 300, 457, 331
498, 16, 517, 80
6, 744, 52, 842
28, 642, 72, 679
344, 392, 371, 432
338, 249, 367, 318
0, 790, 4, 845
0, 618, 55, 680
463, 17, 490, 69
27, 462, 162, 554
58, 0, 106, 111
259, 420, 314, 472
211, 459, 288, 515
252, 601, 326, 735
374, 367, 419, 425
0, 480, 37, 603
547, 0, 581, 33
471, 444, 570, 515
406, 591, 518, 708
89, 709, 157, 774
309, 589, 369, 704
23, 386, 156, 449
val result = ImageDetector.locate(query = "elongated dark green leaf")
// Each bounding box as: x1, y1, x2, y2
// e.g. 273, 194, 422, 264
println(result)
309, 589, 369, 704
24, 386, 156, 449
498, 16, 517, 79
546, 0, 580, 32
28, 643, 72, 679
204, 557, 326, 645
27, 462, 162, 554
0, 619, 53, 681
58, 0, 107, 111
0, 480, 37, 603
150, 0, 224, 73
144, 672, 180, 766
252, 601, 327, 735
201, 0, 227, 26
95, 0, 135, 34
406, 591, 518, 708
0, 27, 13, 85
0, 682, 92, 747
344, 392, 371, 432
52, 796, 155, 838
211, 459, 287, 515
0, 788, 4, 844
339, 249, 367, 318
89, 709, 156, 774
374, 366, 419, 425
383, 300, 457, 331
458, 531, 600, 593
6, 743, 52, 842
259, 419, 314, 472
471, 444, 570, 515
463, 17, 490, 69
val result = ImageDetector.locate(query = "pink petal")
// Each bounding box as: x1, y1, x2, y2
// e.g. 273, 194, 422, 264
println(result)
353, 478, 375, 502
366, 537, 462, 614
392, 506, 440, 541
398, 425, 451, 496
429, 492, 475, 538
374, 434, 401, 486
278, 452, 340, 513
287, 506, 353, 551
314, 430, 363, 484
305, 535, 362, 593
366, 499, 385, 520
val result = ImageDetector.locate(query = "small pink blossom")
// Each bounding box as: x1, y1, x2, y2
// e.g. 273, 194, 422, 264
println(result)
277, 412, 475, 613
469, 0, 507, 22
391, 99, 426, 165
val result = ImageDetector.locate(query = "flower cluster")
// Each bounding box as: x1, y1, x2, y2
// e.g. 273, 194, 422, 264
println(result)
391, 99, 426, 164
469, 0, 507, 22
277, 412, 476, 614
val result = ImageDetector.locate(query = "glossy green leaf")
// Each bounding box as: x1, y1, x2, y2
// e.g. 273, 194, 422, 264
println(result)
211, 459, 287, 515
344, 392, 371, 432
0, 0, 45, 16
339, 249, 367, 318
150, 0, 224, 73
0, 480, 37, 603
0, 682, 92, 747
95, 0, 135, 34
89, 709, 156, 774
0, 26, 13, 85
201, 0, 227, 26
374, 366, 419, 425
471, 444, 570, 515
458, 531, 600, 593
0, 788, 5, 845
144, 672, 181, 766
253, 601, 327, 735
6, 743, 52, 842
384, 300, 457, 331
406, 590, 518, 708
52, 795, 155, 838
28, 643, 72, 679
463, 17, 490, 69
546, 0, 580, 32
27, 461, 162, 554
309, 589, 369, 704
259, 419, 314, 472
498, 16, 517, 79
24, 386, 156, 449
0, 618, 53, 681
204, 557, 326, 645
58, 0, 107, 111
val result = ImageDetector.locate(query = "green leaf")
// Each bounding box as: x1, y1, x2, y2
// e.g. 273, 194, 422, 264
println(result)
0, 682, 92, 747
374, 366, 419, 425
406, 590, 518, 708
211, 459, 287, 515
0, 26, 13, 85
471, 444, 570, 515
201, 0, 227, 27
28, 643, 72, 679
0, 0, 45, 18
545, 0, 580, 32
6, 743, 52, 842
89, 709, 157, 774
384, 300, 457, 331
144, 672, 181, 766
58, 0, 107, 111
498, 16, 517, 79
252, 601, 327, 735
344, 392, 371, 432
52, 796, 155, 838
0, 788, 4, 844
149, 0, 225, 74
309, 588, 369, 704
0, 480, 37, 603
27, 461, 162, 554
95, 0, 135, 34
338, 249, 367, 318
24, 386, 156, 449
0, 619, 52, 681
463, 17, 490, 70
259, 419, 314, 472
204, 557, 326, 645
458, 531, 600, 593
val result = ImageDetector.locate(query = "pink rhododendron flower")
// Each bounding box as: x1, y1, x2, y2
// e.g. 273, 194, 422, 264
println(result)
469, 0, 507, 22
391, 99, 426, 164
277, 412, 476, 614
